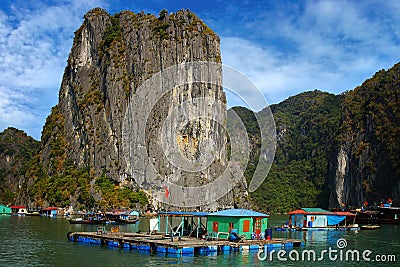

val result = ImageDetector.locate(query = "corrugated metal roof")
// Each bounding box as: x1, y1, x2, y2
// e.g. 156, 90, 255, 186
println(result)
207, 209, 269, 217
158, 211, 209, 217
288, 208, 338, 215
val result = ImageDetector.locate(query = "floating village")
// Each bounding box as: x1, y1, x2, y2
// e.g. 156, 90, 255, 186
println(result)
1, 200, 399, 257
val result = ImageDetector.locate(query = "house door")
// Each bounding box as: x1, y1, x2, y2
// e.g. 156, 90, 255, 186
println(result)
254, 218, 262, 234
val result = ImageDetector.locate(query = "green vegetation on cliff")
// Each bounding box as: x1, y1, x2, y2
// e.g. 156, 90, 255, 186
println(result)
338, 63, 400, 203
23, 105, 148, 210
234, 90, 343, 213
0, 127, 40, 204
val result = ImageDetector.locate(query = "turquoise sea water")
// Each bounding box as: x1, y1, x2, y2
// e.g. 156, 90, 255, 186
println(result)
0, 215, 398, 266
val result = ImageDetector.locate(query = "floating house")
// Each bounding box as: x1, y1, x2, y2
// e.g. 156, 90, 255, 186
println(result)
157, 211, 208, 239
206, 209, 269, 240
287, 208, 357, 230
41, 207, 60, 217
105, 209, 140, 224
116, 210, 140, 223
10, 205, 28, 216
0, 204, 11, 215
353, 206, 400, 224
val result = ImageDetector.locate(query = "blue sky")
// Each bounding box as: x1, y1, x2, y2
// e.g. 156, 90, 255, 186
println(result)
1, 0, 400, 140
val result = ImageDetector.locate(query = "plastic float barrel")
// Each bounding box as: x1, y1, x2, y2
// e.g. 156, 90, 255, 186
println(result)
228, 229, 239, 241
207, 245, 218, 252
221, 245, 231, 252
181, 247, 194, 254
265, 228, 272, 239
167, 247, 181, 254
156, 246, 167, 253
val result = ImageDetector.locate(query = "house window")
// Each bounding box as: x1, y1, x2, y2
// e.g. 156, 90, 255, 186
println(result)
253, 218, 262, 235
212, 221, 218, 232
243, 220, 250, 232
229, 222, 234, 231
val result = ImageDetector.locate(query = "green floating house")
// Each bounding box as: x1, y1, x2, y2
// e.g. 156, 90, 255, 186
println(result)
207, 208, 269, 240
0, 205, 12, 215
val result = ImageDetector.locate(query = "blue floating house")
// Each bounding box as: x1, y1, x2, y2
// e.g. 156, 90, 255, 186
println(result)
288, 208, 357, 230
0, 204, 11, 215
41, 207, 60, 217
206, 209, 269, 240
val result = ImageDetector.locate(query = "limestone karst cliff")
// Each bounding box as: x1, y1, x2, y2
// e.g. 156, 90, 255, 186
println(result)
329, 63, 400, 207
23, 8, 249, 210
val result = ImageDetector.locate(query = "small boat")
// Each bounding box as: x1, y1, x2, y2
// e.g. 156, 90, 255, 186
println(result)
360, 224, 380, 230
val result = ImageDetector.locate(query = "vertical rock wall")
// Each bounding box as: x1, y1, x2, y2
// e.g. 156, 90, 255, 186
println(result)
39, 8, 248, 210
329, 64, 400, 207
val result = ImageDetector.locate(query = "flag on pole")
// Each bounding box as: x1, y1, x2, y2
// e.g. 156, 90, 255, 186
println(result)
164, 185, 170, 198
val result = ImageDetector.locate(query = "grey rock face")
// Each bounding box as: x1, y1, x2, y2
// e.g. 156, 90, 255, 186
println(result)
40, 8, 249, 210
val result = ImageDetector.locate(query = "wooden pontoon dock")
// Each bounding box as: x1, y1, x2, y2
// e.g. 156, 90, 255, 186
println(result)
67, 230, 302, 255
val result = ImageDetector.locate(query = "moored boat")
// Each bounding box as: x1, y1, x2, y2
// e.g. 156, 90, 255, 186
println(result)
360, 224, 380, 230
68, 212, 105, 224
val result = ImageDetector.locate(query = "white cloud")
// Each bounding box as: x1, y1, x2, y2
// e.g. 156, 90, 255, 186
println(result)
221, 36, 338, 106
220, 1, 400, 107
0, 0, 106, 139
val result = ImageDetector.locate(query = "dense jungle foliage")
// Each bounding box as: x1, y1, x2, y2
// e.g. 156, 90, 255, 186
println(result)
233, 90, 343, 213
